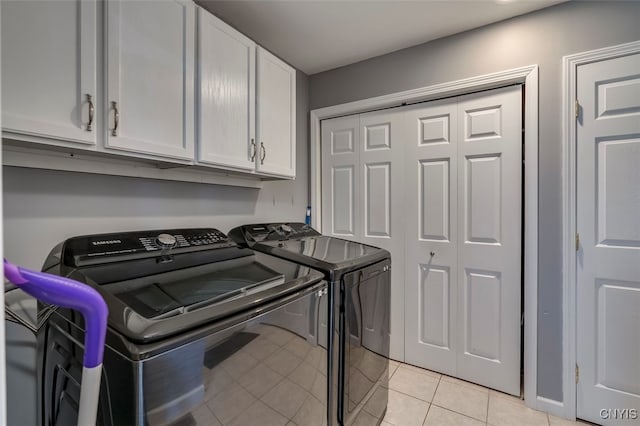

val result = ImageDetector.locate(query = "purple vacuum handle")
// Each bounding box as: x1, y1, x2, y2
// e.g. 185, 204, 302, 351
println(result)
4, 259, 108, 368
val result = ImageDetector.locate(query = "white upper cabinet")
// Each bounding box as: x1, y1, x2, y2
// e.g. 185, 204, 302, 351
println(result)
256, 47, 296, 178
1, 0, 97, 146
105, 0, 195, 161
2, 1, 296, 182
197, 8, 255, 171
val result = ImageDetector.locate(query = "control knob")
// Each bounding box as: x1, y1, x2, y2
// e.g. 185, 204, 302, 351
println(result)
156, 233, 177, 249
280, 224, 293, 234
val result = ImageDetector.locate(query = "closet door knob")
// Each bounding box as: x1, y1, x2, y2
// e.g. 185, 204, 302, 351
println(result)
430, 251, 435, 257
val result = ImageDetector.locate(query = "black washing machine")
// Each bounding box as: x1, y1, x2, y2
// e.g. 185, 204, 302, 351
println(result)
228, 223, 391, 426
35, 228, 329, 426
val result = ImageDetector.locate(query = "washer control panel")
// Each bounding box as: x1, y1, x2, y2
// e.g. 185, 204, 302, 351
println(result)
63, 228, 237, 267
137, 230, 230, 252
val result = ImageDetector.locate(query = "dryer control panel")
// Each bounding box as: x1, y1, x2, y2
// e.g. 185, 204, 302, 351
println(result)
230, 222, 321, 244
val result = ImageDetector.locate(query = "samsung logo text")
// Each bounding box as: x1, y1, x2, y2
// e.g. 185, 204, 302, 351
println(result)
92, 240, 122, 246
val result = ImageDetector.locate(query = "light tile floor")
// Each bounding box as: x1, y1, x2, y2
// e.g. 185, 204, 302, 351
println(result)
383, 360, 595, 426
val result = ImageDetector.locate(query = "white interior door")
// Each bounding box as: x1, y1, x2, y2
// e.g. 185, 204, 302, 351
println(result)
576, 52, 640, 425
404, 98, 459, 375
321, 115, 360, 242
359, 109, 405, 361
455, 86, 522, 396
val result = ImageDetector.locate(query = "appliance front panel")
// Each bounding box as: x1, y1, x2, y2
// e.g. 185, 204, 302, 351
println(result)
339, 262, 391, 425
43, 281, 329, 426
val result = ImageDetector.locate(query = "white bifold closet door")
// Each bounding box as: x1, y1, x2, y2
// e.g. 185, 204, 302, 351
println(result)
321, 85, 522, 394
405, 85, 522, 395
321, 110, 405, 361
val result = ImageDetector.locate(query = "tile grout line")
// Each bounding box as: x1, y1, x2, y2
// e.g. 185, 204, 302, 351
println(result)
486, 389, 490, 425
421, 372, 442, 425
426, 403, 491, 425
429, 401, 489, 424
388, 380, 441, 403
400, 362, 567, 426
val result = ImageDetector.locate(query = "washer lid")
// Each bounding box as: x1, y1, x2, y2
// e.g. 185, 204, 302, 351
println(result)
112, 259, 285, 319
65, 252, 323, 343
52, 229, 324, 343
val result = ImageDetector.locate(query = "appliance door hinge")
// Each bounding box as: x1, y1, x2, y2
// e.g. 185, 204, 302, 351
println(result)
575, 99, 580, 120
576, 363, 580, 384
576, 233, 580, 251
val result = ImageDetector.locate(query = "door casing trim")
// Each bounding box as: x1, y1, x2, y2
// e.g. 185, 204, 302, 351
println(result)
562, 40, 640, 421
310, 65, 540, 410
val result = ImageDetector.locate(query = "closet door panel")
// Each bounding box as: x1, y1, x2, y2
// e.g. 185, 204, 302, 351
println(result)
321, 116, 360, 241
360, 109, 405, 361
456, 85, 522, 396
404, 99, 458, 375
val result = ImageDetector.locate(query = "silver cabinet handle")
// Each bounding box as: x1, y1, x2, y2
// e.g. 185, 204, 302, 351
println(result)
250, 139, 256, 162
260, 142, 266, 165
86, 94, 94, 131
111, 101, 119, 137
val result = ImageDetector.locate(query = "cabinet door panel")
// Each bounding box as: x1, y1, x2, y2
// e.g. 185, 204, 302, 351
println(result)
106, 0, 194, 161
256, 48, 296, 177
197, 9, 255, 171
1, 0, 96, 145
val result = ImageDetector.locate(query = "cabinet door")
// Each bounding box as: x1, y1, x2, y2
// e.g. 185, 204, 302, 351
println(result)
256, 47, 296, 177
1, 0, 97, 146
197, 8, 255, 171
106, 0, 195, 161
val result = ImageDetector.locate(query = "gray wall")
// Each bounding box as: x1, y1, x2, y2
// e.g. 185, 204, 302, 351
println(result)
3, 71, 309, 271
310, 1, 640, 402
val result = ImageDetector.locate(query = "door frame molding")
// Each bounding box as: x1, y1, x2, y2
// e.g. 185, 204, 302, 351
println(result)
310, 65, 540, 409
562, 40, 640, 421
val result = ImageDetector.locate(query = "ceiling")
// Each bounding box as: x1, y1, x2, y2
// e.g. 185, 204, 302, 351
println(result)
197, 0, 567, 75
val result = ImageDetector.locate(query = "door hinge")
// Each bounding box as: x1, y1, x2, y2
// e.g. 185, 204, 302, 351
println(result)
575, 233, 580, 251
575, 363, 580, 384
575, 99, 580, 120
